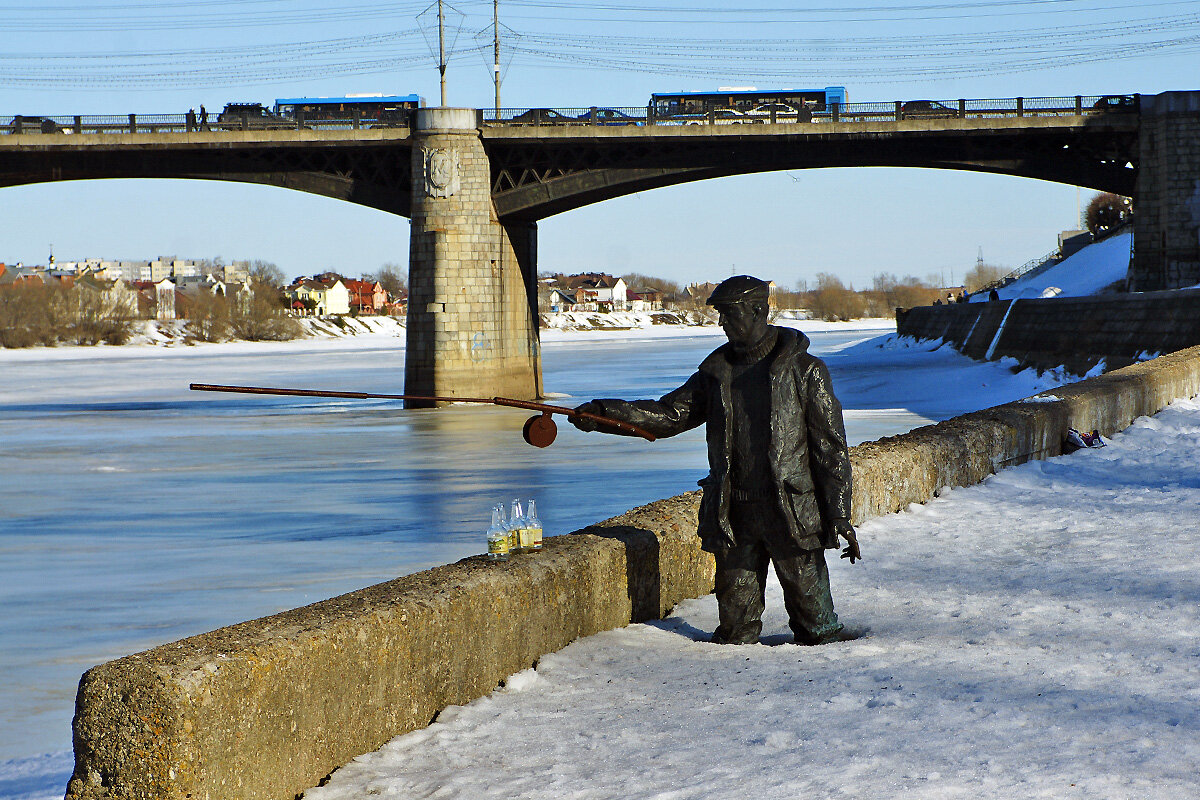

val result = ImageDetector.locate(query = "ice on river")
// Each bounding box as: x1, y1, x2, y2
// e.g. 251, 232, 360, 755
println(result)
0, 319, 1114, 797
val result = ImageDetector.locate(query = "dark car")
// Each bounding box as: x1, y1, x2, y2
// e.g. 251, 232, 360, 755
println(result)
1092, 95, 1138, 112
575, 107, 641, 126
508, 108, 573, 125
6, 115, 64, 134
216, 102, 294, 130
899, 100, 959, 119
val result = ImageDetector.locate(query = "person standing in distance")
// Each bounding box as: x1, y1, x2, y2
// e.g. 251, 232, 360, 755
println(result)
571, 275, 861, 645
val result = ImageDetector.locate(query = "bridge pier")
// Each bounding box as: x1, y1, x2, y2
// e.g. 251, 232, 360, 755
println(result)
405, 108, 542, 404
1132, 91, 1200, 291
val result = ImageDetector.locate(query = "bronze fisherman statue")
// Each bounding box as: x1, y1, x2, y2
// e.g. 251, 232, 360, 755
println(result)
571, 275, 861, 645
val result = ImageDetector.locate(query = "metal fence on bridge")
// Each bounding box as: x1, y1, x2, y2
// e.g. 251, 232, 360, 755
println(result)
0, 95, 1135, 135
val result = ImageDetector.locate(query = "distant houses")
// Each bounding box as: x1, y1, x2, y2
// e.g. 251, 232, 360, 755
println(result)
537, 272, 677, 313
0, 256, 411, 323
288, 275, 351, 316
344, 278, 388, 315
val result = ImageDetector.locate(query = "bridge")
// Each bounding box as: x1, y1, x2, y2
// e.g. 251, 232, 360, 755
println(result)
2, 92, 1197, 402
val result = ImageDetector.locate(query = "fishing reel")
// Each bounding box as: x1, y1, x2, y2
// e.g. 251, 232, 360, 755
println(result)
522, 412, 558, 448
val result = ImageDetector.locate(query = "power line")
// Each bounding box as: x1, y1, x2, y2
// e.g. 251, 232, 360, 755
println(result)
1, 1, 1195, 90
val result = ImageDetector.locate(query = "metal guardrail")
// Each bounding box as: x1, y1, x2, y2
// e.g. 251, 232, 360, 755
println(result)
0, 95, 1137, 136
0, 110, 417, 135
978, 219, 1135, 293
482, 95, 1135, 126
980, 248, 1064, 293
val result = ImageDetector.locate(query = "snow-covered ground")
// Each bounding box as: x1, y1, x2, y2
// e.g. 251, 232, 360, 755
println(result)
976, 231, 1132, 301
305, 395, 1200, 800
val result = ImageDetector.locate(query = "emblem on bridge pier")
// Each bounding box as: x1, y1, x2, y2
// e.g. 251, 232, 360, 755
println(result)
422, 147, 461, 198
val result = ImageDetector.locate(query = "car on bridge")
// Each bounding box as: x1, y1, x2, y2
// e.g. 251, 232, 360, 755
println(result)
5, 115, 65, 134
575, 108, 641, 126
509, 108, 574, 125
1092, 95, 1138, 112
899, 100, 959, 119
216, 103, 295, 130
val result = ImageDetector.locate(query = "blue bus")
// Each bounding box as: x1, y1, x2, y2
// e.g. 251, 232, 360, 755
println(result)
649, 86, 846, 122
272, 94, 423, 126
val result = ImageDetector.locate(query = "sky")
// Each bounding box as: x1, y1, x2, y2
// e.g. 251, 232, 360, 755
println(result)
1, 0, 1197, 288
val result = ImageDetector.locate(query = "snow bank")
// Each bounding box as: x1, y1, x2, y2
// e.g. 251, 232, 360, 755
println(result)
981, 231, 1132, 302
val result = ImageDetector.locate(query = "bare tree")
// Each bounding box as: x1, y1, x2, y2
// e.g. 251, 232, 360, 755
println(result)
806, 273, 866, 321
964, 263, 1008, 293
365, 263, 407, 297
248, 260, 287, 288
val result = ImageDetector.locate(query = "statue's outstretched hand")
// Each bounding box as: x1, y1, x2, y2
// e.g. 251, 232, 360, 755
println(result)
833, 520, 861, 563
570, 401, 602, 432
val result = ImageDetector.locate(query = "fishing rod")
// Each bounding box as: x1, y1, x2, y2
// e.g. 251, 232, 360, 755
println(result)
188, 383, 655, 448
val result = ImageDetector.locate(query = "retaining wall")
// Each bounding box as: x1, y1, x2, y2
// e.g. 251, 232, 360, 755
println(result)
67, 344, 1200, 800
896, 289, 1200, 373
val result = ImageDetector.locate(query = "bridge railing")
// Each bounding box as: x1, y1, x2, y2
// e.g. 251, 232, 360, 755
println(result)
0, 111, 419, 135
0, 95, 1135, 136
483, 95, 1129, 126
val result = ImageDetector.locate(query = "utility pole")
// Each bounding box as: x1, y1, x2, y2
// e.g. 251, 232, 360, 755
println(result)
438, 0, 447, 106
493, 0, 501, 115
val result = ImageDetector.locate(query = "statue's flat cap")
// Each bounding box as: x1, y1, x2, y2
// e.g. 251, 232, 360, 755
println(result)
706, 275, 769, 305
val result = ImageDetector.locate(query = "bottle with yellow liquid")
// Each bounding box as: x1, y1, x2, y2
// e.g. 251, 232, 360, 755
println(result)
486, 504, 509, 561
526, 499, 543, 551
509, 498, 528, 554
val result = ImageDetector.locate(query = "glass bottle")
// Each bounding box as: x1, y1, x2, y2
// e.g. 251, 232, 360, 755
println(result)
526, 499, 543, 551
509, 498, 527, 554
486, 504, 509, 561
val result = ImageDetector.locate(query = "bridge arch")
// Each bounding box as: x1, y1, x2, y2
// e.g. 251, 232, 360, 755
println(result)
0, 132, 416, 217
483, 118, 1137, 222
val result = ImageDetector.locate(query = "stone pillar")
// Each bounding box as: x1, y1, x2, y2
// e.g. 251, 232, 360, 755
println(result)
1132, 92, 1200, 291
406, 108, 542, 404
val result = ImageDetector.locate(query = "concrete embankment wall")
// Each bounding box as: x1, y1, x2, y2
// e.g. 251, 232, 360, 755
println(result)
896, 289, 1200, 374
67, 344, 1200, 800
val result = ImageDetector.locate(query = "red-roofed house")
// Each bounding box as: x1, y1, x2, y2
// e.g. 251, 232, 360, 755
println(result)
344, 279, 387, 315
561, 273, 628, 311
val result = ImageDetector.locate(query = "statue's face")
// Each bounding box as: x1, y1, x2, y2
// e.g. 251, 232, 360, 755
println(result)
715, 302, 768, 347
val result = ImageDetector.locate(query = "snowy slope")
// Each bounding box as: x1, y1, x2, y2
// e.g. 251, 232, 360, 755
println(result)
976, 231, 1132, 301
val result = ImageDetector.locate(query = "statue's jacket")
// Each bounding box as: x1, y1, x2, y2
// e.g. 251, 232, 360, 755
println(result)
593, 326, 853, 553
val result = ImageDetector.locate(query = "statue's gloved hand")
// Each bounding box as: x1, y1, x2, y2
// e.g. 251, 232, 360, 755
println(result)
832, 519, 861, 563
570, 401, 603, 432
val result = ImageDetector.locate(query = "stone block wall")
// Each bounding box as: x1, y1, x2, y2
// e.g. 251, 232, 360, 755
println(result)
405, 109, 541, 401
897, 289, 1200, 373
1132, 91, 1200, 291
67, 345, 1200, 800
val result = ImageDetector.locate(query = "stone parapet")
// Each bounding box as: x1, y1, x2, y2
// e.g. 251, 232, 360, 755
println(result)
67, 345, 1200, 800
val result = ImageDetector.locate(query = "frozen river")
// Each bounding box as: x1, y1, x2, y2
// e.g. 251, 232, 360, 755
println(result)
0, 319, 1073, 785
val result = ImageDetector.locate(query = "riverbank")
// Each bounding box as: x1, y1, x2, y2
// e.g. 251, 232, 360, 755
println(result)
0, 311, 885, 357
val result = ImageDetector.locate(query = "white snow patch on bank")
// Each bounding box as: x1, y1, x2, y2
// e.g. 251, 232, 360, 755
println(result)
979, 231, 1132, 301
305, 395, 1200, 800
